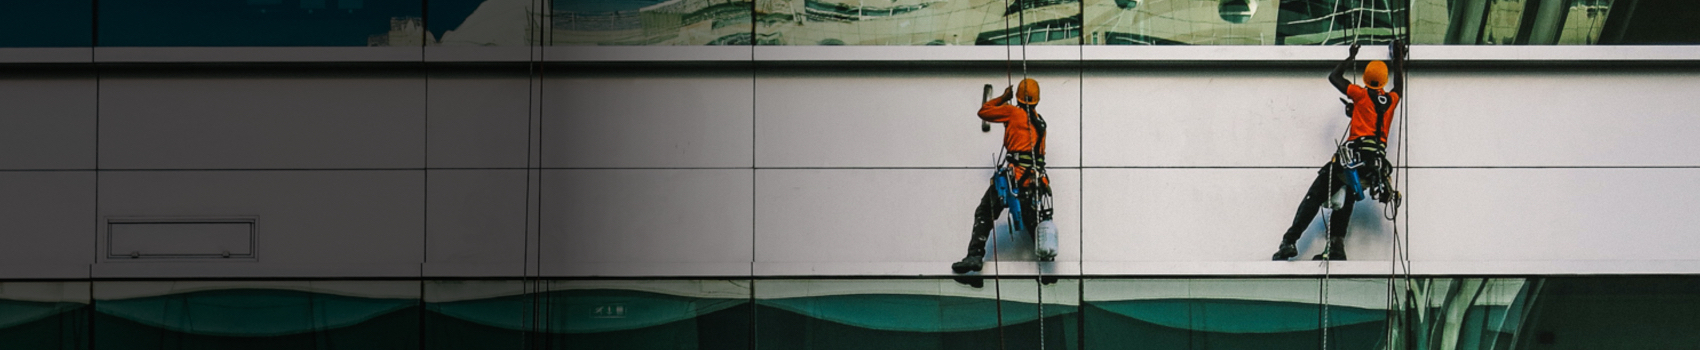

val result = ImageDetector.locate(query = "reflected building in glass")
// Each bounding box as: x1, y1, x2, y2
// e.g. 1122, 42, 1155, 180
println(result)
1411, 0, 1614, 45
755, 0, 1080, 45
554, 0, 756, 45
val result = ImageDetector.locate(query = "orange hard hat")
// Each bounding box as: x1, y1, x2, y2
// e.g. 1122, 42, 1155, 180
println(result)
1016, 78, 1040, 105
1363, 61, 1388, 89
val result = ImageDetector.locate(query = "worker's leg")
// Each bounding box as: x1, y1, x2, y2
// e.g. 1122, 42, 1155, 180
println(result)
1314, 195, 1355, 260
1274, 163, 1338, 260
954, 184, 1004, 273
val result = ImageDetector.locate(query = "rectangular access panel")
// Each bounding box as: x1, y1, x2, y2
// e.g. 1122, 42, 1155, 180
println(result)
107, 218, 255, 259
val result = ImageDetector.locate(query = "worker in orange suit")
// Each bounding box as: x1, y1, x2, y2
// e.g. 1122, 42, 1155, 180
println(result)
1272, 40, 1406, 261
953, 78, 1052, 273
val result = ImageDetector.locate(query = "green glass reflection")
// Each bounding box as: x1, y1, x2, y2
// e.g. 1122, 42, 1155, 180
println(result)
97, 0, 424, 47
92, 281, 420, 350
1084, 0, 1409, 45
0, 282, 89, 350
756, 278, 1077, 350
1085, 278, 1398, 349
430, 0, 543, 46
554, 0, 755, 45
0, 1, 93, 48
755, 0, 1080, 45
1410, 0, 1625, 44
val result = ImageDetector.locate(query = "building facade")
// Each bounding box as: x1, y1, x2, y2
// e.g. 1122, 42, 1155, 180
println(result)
2, 0, 1699, 349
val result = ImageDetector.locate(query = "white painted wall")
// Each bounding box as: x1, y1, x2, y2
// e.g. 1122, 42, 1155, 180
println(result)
1, 57, 1696, 279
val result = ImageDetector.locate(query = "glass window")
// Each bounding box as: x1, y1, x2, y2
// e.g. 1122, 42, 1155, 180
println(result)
1409, 0, 1700, 45
755, 0, 1080, 45
430, 0, 543, 46
0, 1, 93, 47
423, 280, 528, 350
1084, 0, 1411, 45
0, 282, 89, 350
97, 0, 424, 47
1085, 278, 1394, 349
755, 278, 1077, 349
92, 281, 420, 349
542, 279, 751, 349
555, 0, 755, 45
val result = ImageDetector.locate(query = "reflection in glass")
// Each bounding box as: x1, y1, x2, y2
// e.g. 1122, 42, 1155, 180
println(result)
1410, 0, 1618, 44
98, 0, 424, 47
542, 280, 750, 349
756, 278, 1075, 349
756, 0, 1080, 45
91, 281, 420, 349
1085, 278, 1394, 349
1276, 0, 1408, 45
554, 0, 755, 45
430, 0, 544, 46
1086, 0, 1282, 45
0, 282, 89, 350
0, 1, 93, 47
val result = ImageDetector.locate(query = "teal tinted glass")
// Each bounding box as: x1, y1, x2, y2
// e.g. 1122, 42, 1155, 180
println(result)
97, 0, 425, 46
0, 282, 89, 350
0, 1, 93, 47
541, 280, 751, 349
755, 278, 1077, 350
430, 0, 540, 46
1084, 278, 1393, 349
91, 281, 420, 350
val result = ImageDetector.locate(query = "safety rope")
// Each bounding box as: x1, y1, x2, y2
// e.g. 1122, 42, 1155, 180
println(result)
992, 2, 1013, 349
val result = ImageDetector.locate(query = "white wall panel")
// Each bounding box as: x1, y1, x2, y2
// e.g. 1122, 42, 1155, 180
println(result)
0, 73, 95, 169
1409, 70, 1700, 167
0, 172, 94, 279
1083, 68, 1360, 167
756, 67, 1080, 168
95, 171, 424, 278
1408, 168, 1700, 274
428, 70, 532, 168
1081, 168, 1399, 275
755, 169, 1080, 276
425, 169, 527, 277
544, 69, 753, 168
541, 169, 753, 276
98, 71, 425, 169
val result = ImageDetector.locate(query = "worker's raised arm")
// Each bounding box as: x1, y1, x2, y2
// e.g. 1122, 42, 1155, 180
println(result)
1389, 39, 1407, 95
978, 86, 1017, 123
1329, 44, 1359, 95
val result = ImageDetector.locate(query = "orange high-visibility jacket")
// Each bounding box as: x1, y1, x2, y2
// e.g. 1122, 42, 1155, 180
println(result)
978, 98, 1049, 188
1345, 84, 1399, 143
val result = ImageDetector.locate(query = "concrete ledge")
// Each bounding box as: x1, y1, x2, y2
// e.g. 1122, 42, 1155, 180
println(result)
94, 47, 422, 63
0, 264, 90, 279
4, 45, 1698, 64
753, 261, 1083, 277
0, 48, 92, 63
425, 46, 536, 62
544, 46, 752, 62
757, 45, 1080, 62
90, 262, 421, 278
545, 262, 752, 277
1085, 261, 1404, 276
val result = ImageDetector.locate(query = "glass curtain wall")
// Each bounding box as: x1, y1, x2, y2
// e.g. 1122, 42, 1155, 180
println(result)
12, 0, 1700, 47
1, 277, 1700, 348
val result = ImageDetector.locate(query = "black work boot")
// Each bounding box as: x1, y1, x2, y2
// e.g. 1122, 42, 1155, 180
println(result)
1312, 238, 1347, 261
1271, 241, 1299, 261
952, 254, 985, 273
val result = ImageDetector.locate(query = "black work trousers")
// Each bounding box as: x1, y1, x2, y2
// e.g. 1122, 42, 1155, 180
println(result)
1279, 153, 1383, 244
964, 183, 1041, 257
